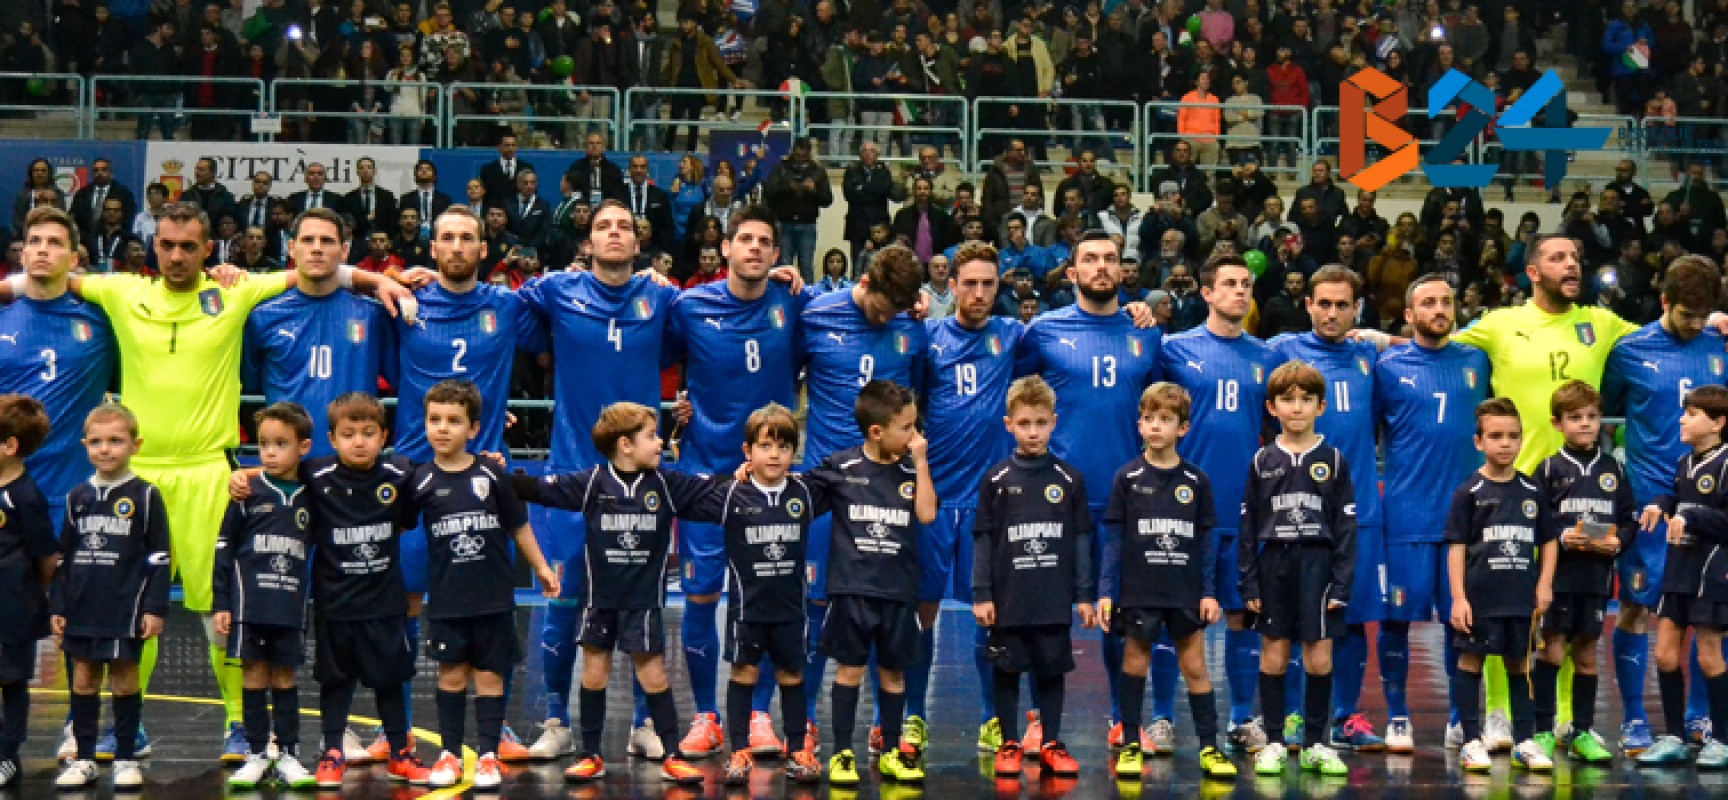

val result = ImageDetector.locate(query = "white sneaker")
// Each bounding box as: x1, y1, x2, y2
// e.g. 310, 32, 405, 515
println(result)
1147, 718, 1176, 754
1513, 738, 1554, 771
1484, 710, 1514, 752
1446, 722, 1465, 749
629, 723, 665, 760
342, 727, 372, 763
228, 753, 272, 789
56, 759, 97, 789
112, 759, 143, 790
1255, 742, 1288, 774
1460, 739, 1493, 771
427, 750, 461, 788
57, 722, 76, 762
473, 752, 503, 790
528, 718, 574, 759
1385, 717, 1414, 753
275, 753, 315, 788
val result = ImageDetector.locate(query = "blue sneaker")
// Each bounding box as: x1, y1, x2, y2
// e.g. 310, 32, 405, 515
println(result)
1329, 714, 1386, 752
222, 722, 249, 763
132, 728, 152, 759
1637, 735, 1691, 766
1689, 718, 1714, 747
94, 729, 116, 762
1621, 719, 1655, 756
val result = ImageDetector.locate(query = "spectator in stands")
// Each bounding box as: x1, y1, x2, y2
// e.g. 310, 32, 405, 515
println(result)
564, 132, 626, 209
230, 227, 277, 273
1005, 18, 1054, 161
1250, 196, 1287, 249
1671, 55, 1720, 133
1260, 270, 1311, 337
85, 198, 138, 274
1451, 5, 1488, 70
1059, 35, 1114, 162
1592, 189, 1642, 261
1604, 2, 1652, 114
574, 19, 636, 134
627, 14, 668, 151
666, 156, 708, 244
711, 13, 748, 120
129, 20, 181, 140
343, 39, 389, 144
623, 154, 675, 252
182, 158, 236, 224
1651, 0, 1693, 83
661, 11, 745, 152
10, 160, 54, 236
998, 214, 1044, 277
1097, 185, 1144, 262
843, 141, 902, 261
418, 2, 469, 71
1118, 258, 1149, 304
1150, 141, 1212, 217
1606, 238, 1657, 321
345, 157, 397, 243
763, 137, 830, 280
1007, 184, 1055, 247
384, 44, 430, 145
235, 172, 276, 233
1137, 30, 1181, 132
1163, 261, 1206, 331
1427, 228, 1465, 287
69, 159, 136, 241
481, 204, 518, 275
478, 133, 528, 204
357, 230, 405, 274
683, 173, 740, 252
506, 169, 549, 248
993, 266, 1044, 316
285, 162, 333, 215
678, 215, 724, 279
980, 138, 1044, 230
684, 245, 728, 288
266, 200, 295, 262
393, 208, 430, 268
1337, 189, 1388, 253
1369, 222, 1420, 327
1664, 163, 1727, 246
851, 31, 905, 155
922, 253, 956, 318
763, 16, 825, 125
1293, 195, 1340, 265
1197, 178, 1249, 256
906, 147, 961, 210
1293, 159, 1347, 226
1177, 71, 1222, 166
118, 239, 152, 275
1221, 73, 1265, 168
1052, 150, 1113, 217
1231, 157, 1277, 217
1337, 234, 1371, 276
817, 247, 853, 291
894, 177, 958, 264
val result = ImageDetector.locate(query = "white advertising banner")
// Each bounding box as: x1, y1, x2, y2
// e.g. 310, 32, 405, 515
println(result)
142, 143, 424, 200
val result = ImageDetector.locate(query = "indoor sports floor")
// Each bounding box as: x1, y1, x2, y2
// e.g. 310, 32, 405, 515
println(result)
10, 605, 1727, 800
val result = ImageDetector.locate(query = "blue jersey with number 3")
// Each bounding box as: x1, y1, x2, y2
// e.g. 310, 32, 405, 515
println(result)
796, 291, 928, 468
1270, 332, 1383, 528
1603, 324, 1727, 504
395, 283, 547, 462
1159, 327, 1283, 534
923, 316, 1024, 504
244, 289, 398, 458
1375, 342, 1490, 543
0, 294, 115, 507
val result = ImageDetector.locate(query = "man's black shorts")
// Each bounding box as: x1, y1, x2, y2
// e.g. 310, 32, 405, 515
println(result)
1250, 544, 1344, 642
1453, 615, 1537, 657
313, 615, 417, 689
986, 624, 1074, 675
1657, 592, 1728, 629
62, 636, 145, 664
1542, 593, 1608, 640
427, 612, 522, 674
578, 608, 665, 655
228, 622, 306, 667
0, 642, 36, 683
820, 594, 919, 670
1110, 605, 1207, 643
724, 605, 806, 671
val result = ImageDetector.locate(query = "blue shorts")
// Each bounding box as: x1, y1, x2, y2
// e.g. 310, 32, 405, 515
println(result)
400, 524, 428, 594
1383, 541, 1453, 623
677, 520, 727, 596
1345, 525, 1387, 625
532, 506, 587, 605
919, 506, 976, 603
1619, 521, 1665, 608
806, 513, 832, 602
1215, 529, 1242, 610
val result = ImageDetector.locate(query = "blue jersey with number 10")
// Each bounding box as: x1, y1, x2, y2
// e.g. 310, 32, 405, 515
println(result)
667, 281, 809, 474
395, 282, 547, 462
796, 291, 929, 468
1160, 327, 1283, 534
1603, 324, 1727, 504
1375, 342, 1490, 543
244, 289, 398, 458
923, 316, 1024, 504
0, 294, 114, 508
1270, 332, 1382, 528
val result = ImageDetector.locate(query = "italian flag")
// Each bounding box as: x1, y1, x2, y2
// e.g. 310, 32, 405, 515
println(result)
894, 99, 922, 126
1623, 42, 1650, 71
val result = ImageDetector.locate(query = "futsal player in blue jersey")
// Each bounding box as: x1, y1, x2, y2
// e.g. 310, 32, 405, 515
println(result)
798, 245, 929, 736
1159, 255, 1284, 753
1014, 231, 1162, 745
1267, 266, 1387, 752
1602, 256, 1727, 754
243, 209, 398, 460
1374, 274, 1490, 752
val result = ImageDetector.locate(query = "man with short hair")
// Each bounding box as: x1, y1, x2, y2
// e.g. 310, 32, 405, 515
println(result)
342, 157, 398, 243
405, 161, 454, 233
85, 198, 139, 274
762, 138, 833, 282
185, 157, 237, 223
235, 172, 277, 233
479, 134, 532, 203
622, 156, 674, 252
564, 132, 626, 207
286, 164, 335, 215
71, 158, 137, 238
1293, 160, 1346, 226
506, 169, 549, 247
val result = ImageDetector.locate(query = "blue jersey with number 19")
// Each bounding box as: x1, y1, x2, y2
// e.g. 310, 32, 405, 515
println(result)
667, 281, 809, 474
923, 316, 1024, 503
0, 294, 114, 508
1015, 306, 1162, 509
244, 289, 398, 458
1375, 342, 1490, 543
395, 282, 547, 462
1269, 332, 1383, 528
796, 291, 929, 468
1603, 323, 1727, 504
1160, 327, 1283, 533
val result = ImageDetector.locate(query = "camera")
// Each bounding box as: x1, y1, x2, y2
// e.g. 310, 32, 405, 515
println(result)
1430, 24, 1444, 39
286, 24, 304, 40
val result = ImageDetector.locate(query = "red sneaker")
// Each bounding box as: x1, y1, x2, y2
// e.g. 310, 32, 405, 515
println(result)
314, 748, 346, 789
387, 747, 430, 785
868, 725, 885, 754
994, 741, 1024, 777
679, 713, 723, 758
364, 731, 393, 763
724, 750, 754, 785
661, 755, 705, 785
496, 726, 532, 762
1023, 712, 1044, 756
1041, 741, 1079, 776
1108, 722, 1156, 751
747, 712, 784, 756
564, 755, 606, 782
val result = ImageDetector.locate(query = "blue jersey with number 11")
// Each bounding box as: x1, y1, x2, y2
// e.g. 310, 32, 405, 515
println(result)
1270, 332, 1382, 529
796, 291, 928, 468
1160, 327, 1283, 533
1603, 324, 1727, 504
923, 316, 1023, 503
395, 283, 547, 462
244, 290, 398, 458
1375, 342, 1490, 543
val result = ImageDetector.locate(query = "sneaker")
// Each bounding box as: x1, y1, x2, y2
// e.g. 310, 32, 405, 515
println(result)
1107, 721, 1155, 751
1254, 742, 1287, 775
1113, 742, 1142, 778
1300, 744, 1347, 777
1622, 719, 1656, 755
1023, 711, 1044, 754
1691, 717, 1715, 747
978, 718, 1003, 752
276, 753, 316, 789
1533, 731, 1556, 760
497, 726, 531, 762
363, 729, 392, 762
868, 725, 885, 755
1041, 741, 1079, 776
786, 750, 823, 782
111, 759, 143, 791
828, 749, 861, 786
661, 755, 704, 784
1637, 734, 1692, 766
747, 711, 783, 755
228, 753, 271, 790
880, 742, 926, 781
427, 750, 461, 788
1698, 738, 1728, 769
95, 728, 116, 762
995, 741, 1025, 776
222, 721, 250, 763
1147, 718, 1176, 755
57, 722, 76, 762
1484, 709, 1514, 753
564, 755, 606, 782
315, 748, 346, 789
1570, 728, 1614, 763
1199, 745, 1237, 779
725, 750, 754, 784
802, 719, 820, 758
628, 723, 666, 760
0, 756, 17, 788
343, 728, 374, 763
56, 758, 97, 789
1283, 714, 1304, 749
1331, 713, 1386, 751
680, 712, 723, 758
1445, 722, 1465, 749
132, 727, 152, 759
388, 746, 431, 784
473, 752, 504, 791
528, 718, 574, 760
1460, 740, 1492, 772
1513, 738, 1554, 771
904, 715, 929, 752
1228, 718, 1269, 754
1385, 717, 1414, 754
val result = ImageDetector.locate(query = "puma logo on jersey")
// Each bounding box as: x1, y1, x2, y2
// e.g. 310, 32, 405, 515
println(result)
1059, 337, 1078, 349
1514, 331, 1532, 341
1186, 359, 1203, 372
828, 332, 845, 346
1399, 376, 1417, 387
1642, 360, 1661, 373
704, 317, 723, 330
930, 343, 945, 356
0, 334, 16, 345
569, 298, 586, 311
276, 328, 296, 341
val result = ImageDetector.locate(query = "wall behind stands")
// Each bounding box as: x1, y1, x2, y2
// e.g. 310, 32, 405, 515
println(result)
0, 142, 148, 214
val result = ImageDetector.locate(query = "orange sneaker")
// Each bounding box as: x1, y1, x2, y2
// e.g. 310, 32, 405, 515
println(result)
748, 712, 784, 756
1023, 712, 1044, 756
496, 726, 531, 762
427, 751, 461, 789
387, 747, 430, 785
679, 713, 723, 758
786, 750, 823, 783
869, 725, 885, 754
1041, 741, 1079, 776
803, 720, 820, 757
724, 750, 754, 784
661, 755, 705, 785
365, 730, 392, 763
473, 753, 504, 791
995, 741, 1024, 776
564, 755, 606, 782
1107, 722, 1156, 751
314, 748, 346, 789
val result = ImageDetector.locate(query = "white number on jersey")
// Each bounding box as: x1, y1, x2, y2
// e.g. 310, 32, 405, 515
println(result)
745, 339, 761, 373
308, 345, 332, 380
1092, 355, 1117, 388
1333, 380, 1351, 412
607, 319, 623, 352
955, 363, 979, 396
1216, 379, 1239, 411
451, 338, 468, 373
39, 348, 56, 382
857, 354, 875, 387
1433, 391, 1447, 424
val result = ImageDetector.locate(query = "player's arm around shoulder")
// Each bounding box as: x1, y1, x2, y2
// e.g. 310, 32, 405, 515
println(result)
509, 467, 590, 511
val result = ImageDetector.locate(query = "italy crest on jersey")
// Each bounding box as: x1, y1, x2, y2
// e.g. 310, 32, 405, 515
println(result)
1575, 322, 1596, 346
1464, 368, 1478, 389
634, 298, 652, 319
479, 309, 498, 334
986, 335, 1003, 356
1356, 356, 1370, 376
1713, 356, 1724, 377
894, 333, 910, 354
71, 321, 92, 342
770, 306, 786, 329
1252, 365, 1264, 384
199, 288, 224, 317
1128, 337, 1143, 358
347, 320, 366, 344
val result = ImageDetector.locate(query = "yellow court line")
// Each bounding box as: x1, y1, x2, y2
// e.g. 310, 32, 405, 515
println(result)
33, 688, 477, 797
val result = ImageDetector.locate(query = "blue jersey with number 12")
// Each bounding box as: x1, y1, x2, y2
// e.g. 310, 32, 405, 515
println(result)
1160, 327, 1283, 534
1270, 332, 1383, 528
1375, 342, 1490, 543
1603, 324, 1727, 504
923, 316, 1024, 504
667, 282, 810, 474
796, 291, 929, 468
244, 289, 398, 458
395, 283, 547, 462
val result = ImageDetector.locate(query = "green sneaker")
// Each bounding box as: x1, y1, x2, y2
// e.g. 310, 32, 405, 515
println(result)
904, 716, 928, 752
1569, 729, 1614, 763
1299, 744, 1347, 777
829, 749, 861, 785
1534, 732, 1556, 760
1283, 714, 1304, 749
978, 717, 1003, 752
879, 744, 926, 782
1254, 743, 1287, 775
1199, 745, 1238, 779
1115, 742, 1144, 778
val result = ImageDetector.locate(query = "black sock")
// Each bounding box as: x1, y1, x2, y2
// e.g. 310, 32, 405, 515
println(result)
1508, 672, 1534, 742
1573, 673, 1598, 732
1304, 672, 1331, 746
112, 693, 141, 760
1456, 670, 1484, 743
644, 689, 682, 759
727, 680, 754, 748
1035, 673, 1065, 745
320, 681, 356, 753
375, 685, 407, 753
0, 682, 26, 759
832, 683, 860, 754
243, 688, 270, 753
1191, 690, 1219, 745
1707, 672, 1728, 744
880, 688, 906, 749
272, 687, 301, 753
1533, 660, 1560, 732
1120, 674, 1147, 734
993, 669, 1020, 743
1260, 672, 1286, 744
578, 687, 606, 755
1660, 669, 1687, 738
475, 695, 505, 757
780, 682, 807, 752
71, 692, 100, 761
436, 689, 466, 756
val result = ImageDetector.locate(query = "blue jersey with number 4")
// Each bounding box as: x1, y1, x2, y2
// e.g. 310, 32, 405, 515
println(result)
395, 283, 547, 462
245, 289, 398, 458
796, 291, 928, 468
667, 282, 809, 474
1270, 332, 1382, 528
923, 316, 1023, 504
1375, 342, 1490, 544
1603, 324, 1727, 504
1159, 326, 1283, 534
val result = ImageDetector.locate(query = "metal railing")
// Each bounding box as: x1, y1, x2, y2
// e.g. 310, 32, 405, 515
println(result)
267, 78, 445, 147
443, 82, 621, 150
1146, 100, 1308, 186
626, 86, 796, 153
971, 96, 1140, 178
1634, 116, 1728, 171
89, 75, 267, 141
804, 92, 966, 171
0, 72, 86, 139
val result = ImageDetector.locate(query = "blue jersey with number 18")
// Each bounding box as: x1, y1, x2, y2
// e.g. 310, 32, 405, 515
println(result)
395, 282, 547, 462
1270, 332, 1383, 529
1375, 342, 1490, 543
244, 289, 398, 458
923, 316, 1024, 504
1603, 323, 1727, 504
796, 291, 929, 468
1159, 326, 1283, 533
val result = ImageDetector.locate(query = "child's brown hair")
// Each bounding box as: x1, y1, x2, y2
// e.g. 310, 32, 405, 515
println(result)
592, 402, 658, 459
255, 401, 313, 441
744, 403, 800, 449
1267, 361, 1325, 401
425, 379, 484, 423
1549, 379, 1601, 420
0, 394, 50, 457
1685, 384, 1728, 425
84, 402, 138, 438
1475, 397, 1521, 434
854, 380, 917, 435
1005, 375, 1056, 414
327, 392, 388, 431
1138, 382, 1193, 424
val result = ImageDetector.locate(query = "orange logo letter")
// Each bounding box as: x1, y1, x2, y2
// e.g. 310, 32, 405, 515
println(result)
1340, 68, 1418, 192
